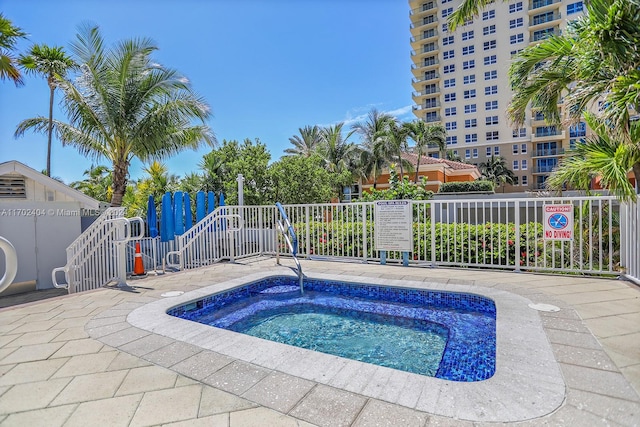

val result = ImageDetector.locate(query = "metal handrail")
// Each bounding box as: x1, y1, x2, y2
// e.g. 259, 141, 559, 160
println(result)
275, 202, 304, 293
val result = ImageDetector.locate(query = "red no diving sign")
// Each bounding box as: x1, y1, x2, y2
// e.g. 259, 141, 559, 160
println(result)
544, 204, 573, 241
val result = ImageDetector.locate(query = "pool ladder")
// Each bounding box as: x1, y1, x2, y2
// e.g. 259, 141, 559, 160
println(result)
275, 202, 304, 293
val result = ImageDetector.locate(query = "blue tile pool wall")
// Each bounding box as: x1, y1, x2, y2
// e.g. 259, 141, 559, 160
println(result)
168, 276, 496, 382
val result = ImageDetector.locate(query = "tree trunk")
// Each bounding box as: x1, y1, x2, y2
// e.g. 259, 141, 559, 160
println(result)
414, 154, 421, 184
46, 76, 55, 177
110, 160, 129, 207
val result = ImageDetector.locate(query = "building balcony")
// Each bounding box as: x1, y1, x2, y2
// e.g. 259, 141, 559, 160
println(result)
424, 114, 442, 123
532, 148, 565, 157
410, 2, 437, 16
529, 12, 562, 30
411, 87, 439, 96
528, 0, 560, 13
530, 28, 561, 43
410, 15, 438, 33
532, 130, 565, 142
532, 165, 557, 174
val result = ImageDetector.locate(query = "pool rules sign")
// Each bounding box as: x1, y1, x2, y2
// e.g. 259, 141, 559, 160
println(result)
544, 204, 574, 241
374, 200, 413, 251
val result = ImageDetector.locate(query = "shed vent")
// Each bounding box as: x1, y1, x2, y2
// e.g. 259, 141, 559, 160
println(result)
0, 176, 26, 199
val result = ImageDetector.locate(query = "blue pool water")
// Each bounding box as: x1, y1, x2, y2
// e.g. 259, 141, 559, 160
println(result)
168, 276, 496, 382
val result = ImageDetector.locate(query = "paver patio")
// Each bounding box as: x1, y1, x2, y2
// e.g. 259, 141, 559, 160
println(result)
0, 258, 639, 426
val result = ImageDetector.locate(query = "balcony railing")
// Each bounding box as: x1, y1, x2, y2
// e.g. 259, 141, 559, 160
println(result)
532, 165, 557, 173
533, 148, 565, 157
529, 0, 560, 11
410, 2, 436, 15
531, 12, 561, 26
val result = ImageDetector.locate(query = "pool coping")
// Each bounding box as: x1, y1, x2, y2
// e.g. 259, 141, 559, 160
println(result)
125, 269, 566, 422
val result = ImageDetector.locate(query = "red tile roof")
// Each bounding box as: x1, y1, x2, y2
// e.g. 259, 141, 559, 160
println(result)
401, 153, 478, 171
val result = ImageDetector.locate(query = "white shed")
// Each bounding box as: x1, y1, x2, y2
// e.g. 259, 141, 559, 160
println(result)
0, 160, 106, 295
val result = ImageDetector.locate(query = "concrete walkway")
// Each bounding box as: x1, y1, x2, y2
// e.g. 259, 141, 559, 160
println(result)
0, 259, 639, 426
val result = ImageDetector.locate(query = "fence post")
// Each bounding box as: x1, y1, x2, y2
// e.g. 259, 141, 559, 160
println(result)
430, 202, 436, 267
514, 200, 521, 272
305, 205, 310, 259
362, 204, 368, 262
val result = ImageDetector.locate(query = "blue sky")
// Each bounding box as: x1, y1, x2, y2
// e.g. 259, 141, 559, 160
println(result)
0, 0, 413, 184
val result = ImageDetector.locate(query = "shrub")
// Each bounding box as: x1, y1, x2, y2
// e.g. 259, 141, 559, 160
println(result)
438, 180, 494, 193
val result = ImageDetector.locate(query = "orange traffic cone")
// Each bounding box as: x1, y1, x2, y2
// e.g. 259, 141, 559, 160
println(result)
133, 242, 146, 276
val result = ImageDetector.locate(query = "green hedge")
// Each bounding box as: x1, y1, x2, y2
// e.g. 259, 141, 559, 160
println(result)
438, 180, 494, 193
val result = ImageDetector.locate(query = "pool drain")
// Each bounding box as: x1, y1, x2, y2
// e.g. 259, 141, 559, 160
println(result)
528, 303, 560, 312
161, 291, 185, 297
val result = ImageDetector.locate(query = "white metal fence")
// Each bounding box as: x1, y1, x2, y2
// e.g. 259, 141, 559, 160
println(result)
55, 196, 639, 294
621, 201, 640, 285
161, 196, 627, 278
52, 208, 126, 293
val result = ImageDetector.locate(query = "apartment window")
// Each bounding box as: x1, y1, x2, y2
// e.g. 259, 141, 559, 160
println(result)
513, 127, 527, 137
424, 83, 437, 94
464, 104, 477, 114
485, 100, 498, 110
463, 74, 476, 84
443, 36, 454, 46
521, 143, 527, 153
442, 7, 453, 17
465, 149, 471, 159
569, 122, 587, 137
446, 135, 458, 145
444, 78, 456, 88
465, 133, 478, 143
425, 97, 438, 108
533, 11, 555, 26
512, 144, 519, 154
463, 60, 475, 70
442, 23, 449, 32
509, 2, 523, 13
424, 70, 437, 80
444, 64, 456, 73
522, 175, 528, 186
484, 55, 497, 65
567, 1, 583, 14
510, 17, 524, 29
486, 131, 499, 141
424, 56, 437, 66
423, 29, 436, 39
445, 107, 457, 116
426, 111, 439, 122
423, 15, 436, 25
484, 85, 498, 95
453, 150, 459, 157
482, 10, 496, 20
443, 50, 455, 60
444, 93, 457, 102
486, 115, 499, 125
510, 33, 524, 44
462, 45, 475, 55
494, 146, 500, 155
513, 176, 519, 186
464, 89, 476, 99
513, 160, 519, 170
462, 30, 474, 40
533, 27, 556, 42
473, 148, 479, 158
442, 0, 453, 3
484, 70, 498, 80
486, 147, 492, 156
521, 159, 528, 170
483, 40, 496, 50
483, 25, 496, 35
445, 121, 457, 131
423, 42, 436, 53
464, 118, 477, 128
510, 49, 523, 56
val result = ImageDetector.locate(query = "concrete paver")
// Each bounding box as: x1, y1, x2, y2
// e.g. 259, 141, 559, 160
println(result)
0, 259, 637, 426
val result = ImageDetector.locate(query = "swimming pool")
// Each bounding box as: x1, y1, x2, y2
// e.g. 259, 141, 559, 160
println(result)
168, 276, 496, 382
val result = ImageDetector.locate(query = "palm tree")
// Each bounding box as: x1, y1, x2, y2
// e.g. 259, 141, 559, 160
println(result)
70, 164, 112, 202
285, 125, 322, 157
404, 120, 447, 183
318, 123, 357, 174
15, 24, 215, 207
546, 113, 640, 199
351, 109, 393, 188
19, 44, 76, 176
376, 118, 413, 179
506, 0, 640, 196
0, 14, 26, 85
479, 155, 515, 192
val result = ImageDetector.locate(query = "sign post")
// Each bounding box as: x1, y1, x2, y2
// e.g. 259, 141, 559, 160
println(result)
543, 204, 574, 241
374, 201, 413, 265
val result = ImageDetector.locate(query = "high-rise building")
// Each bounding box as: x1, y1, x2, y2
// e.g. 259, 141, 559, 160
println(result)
409, 0, 587, 192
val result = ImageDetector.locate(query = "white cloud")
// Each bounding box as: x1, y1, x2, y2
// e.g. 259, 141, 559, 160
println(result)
319, 104, 414, 128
